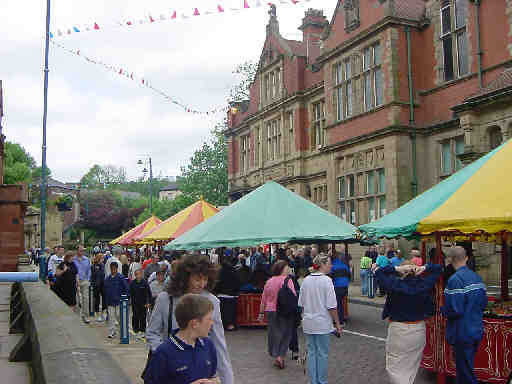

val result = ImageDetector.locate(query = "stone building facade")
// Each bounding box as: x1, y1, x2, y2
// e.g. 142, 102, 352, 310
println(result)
226, 1, 512, 284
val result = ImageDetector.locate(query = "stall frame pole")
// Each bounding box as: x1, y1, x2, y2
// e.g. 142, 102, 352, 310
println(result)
435, 233, 447, 384
501, 233, 509, 301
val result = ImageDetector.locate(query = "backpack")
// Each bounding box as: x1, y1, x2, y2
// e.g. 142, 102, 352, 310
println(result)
276, 276, 298, 318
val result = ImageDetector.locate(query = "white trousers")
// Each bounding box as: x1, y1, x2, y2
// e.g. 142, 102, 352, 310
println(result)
386, 320, 426, 384
78, 280, 90, 319
108, 305, 120, 335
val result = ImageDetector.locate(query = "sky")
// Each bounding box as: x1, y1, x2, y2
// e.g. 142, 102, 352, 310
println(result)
0, 0, 336, 183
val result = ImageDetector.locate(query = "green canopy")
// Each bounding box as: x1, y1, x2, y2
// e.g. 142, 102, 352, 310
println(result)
358, 142, 503, 239
165, 181, 358, 250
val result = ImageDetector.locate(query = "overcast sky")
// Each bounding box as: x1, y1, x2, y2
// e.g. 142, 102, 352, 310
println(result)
1, 0, 335, 182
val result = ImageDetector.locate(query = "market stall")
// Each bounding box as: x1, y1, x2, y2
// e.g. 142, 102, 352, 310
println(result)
109, 216, 162, 246
165, 181, 358, 326
137, 199, 219, 244
360, 139, 512, 383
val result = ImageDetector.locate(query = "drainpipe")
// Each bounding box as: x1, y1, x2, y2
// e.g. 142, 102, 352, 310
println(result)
474, 0, 483, 89
405, 26, 418, 198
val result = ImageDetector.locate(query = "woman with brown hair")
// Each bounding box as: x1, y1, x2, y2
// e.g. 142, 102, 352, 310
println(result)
145, 254, 234, 384
258, 260, 297, 369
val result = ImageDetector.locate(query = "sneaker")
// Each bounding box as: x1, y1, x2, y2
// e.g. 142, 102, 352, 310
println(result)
82, 317, 90, 324
96, 315, 104, 322
107, 333, 115, 339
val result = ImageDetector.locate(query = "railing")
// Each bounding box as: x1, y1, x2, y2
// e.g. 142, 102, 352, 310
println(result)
9, 281, 131, 384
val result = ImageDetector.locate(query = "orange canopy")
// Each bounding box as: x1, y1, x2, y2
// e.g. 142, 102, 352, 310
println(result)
109, 216, 162, 246
137, 200, 219, 242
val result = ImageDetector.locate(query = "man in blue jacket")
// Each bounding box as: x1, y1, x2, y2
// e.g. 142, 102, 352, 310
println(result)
441, 246, 487, 384
104, 262, 129, 339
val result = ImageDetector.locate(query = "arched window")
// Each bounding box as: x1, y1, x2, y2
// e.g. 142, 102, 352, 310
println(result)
489, 126, 503, 150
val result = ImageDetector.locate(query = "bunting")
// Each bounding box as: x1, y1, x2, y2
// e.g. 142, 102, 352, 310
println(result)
51, 40, 229, 116
51, 0, 312, 39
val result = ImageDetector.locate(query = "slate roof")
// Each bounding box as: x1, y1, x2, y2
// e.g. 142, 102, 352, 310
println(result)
160, 182, 179, 192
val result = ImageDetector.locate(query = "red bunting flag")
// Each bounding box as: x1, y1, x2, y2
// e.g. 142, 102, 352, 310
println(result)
193, 8, 200, 16
218, 5, 224, 12
119, 69, 123, 74
244, 0, 250, 8
149, 15, 155, 22
291, 0, 299, 3
126, 21, 132, 25
171, 10, 177, 19
142, 79, 145, 85
94, 23, 100, 30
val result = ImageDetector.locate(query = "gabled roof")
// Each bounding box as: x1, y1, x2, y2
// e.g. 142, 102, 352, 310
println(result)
466, 68, 512, 101
392, 0, 426, 21
322, 0, 426, 41
160, 182, 179, 192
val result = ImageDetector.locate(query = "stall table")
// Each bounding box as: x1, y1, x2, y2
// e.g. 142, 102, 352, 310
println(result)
236, 293, 349, 327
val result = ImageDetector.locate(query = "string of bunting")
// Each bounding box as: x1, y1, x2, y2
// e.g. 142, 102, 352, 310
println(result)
50, 0, 312, 38
51, 40, 229, 115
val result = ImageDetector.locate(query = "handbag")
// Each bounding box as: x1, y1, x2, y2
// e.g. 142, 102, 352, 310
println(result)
141, 295, 174, 381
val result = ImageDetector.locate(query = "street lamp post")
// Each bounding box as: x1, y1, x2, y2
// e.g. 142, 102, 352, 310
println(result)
138, 156, 153, 215
40, 0, 51, 252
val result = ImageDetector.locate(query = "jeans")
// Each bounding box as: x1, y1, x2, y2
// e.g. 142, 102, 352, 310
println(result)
334, 287, 347, 322
306, 333, 331, 384
360, 269, 369, 296
453, 342, 479, 384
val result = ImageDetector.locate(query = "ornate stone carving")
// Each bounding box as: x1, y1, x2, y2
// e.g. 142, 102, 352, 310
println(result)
355, 152, 364, 169
366, 151, 374, 168
376, 148, 385, 164
344, 0, 360, 33
286, 165, 295, 177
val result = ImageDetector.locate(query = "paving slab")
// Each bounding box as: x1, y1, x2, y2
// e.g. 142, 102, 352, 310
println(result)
0, 360, 31, 384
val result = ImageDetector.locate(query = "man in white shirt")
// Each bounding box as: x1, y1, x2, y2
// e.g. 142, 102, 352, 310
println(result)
47, 245, 65, 283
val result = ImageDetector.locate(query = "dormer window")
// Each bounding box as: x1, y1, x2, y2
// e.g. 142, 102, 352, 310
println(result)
344, 0, 360, 33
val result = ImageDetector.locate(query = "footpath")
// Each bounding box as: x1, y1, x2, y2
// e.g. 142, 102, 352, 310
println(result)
348, 283, 385, 308
0, 282, 31, 384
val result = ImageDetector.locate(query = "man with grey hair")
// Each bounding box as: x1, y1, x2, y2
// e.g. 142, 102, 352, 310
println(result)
441, 246, 487, 384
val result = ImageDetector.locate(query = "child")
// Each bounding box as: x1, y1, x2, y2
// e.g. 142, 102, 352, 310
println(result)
104, 262, 129, 339
129, 268, 151, 341
149, 268, 167, 306
144, 294, 220, 384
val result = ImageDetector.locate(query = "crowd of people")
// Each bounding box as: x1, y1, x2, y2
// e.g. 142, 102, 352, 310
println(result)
33, 242, 487, 384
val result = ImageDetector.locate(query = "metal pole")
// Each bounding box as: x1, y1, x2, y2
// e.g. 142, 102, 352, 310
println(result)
149, 157, 153, 215
120, 294, 129, 344
41, 0, 51, 252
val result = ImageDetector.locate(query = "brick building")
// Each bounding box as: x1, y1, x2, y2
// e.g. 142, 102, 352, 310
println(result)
225, 1, 512, 283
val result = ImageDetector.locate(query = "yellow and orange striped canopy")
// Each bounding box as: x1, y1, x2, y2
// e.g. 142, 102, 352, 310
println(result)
139, 200, 219, 242
109, 216, 162, 246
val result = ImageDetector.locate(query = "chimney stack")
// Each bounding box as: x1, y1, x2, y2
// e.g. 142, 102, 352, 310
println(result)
299, 9, 328, 45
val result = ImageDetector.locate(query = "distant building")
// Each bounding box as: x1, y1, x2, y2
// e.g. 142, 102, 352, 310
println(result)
159, 182, 182, 201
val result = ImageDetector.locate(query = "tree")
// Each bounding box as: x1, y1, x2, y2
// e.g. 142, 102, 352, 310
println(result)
79, 190, 145, 237
3, 141, 36, 184
32, 166, 52, 181
135, 193, 196, 225
229, 61, 258, 103
178, 122, 228, 207
80, 164, 127, 188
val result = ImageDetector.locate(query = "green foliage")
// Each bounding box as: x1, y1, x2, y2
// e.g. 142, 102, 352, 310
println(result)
135, 194, 196, 225
178, 121, 228, 207
80, 164, 127, 189
31, 166, 52, 181
229, 61, 258, 103
3, 141, 35, 184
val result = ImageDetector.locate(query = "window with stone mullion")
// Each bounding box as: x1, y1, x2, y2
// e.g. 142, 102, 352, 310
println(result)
440, 0, 468, 81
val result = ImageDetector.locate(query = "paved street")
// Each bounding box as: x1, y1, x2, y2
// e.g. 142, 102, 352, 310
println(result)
91, 302, 438, 384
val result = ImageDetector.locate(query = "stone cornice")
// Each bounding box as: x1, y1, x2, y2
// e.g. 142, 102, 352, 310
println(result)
317, 16, 423, 65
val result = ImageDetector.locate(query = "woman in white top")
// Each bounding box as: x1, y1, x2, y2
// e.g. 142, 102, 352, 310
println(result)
298, 253, 343, 384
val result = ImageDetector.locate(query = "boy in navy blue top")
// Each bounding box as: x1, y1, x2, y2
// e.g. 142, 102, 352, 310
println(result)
144, 294, 219, 384
104, 262, 129, 339
441, 246, 487, 384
